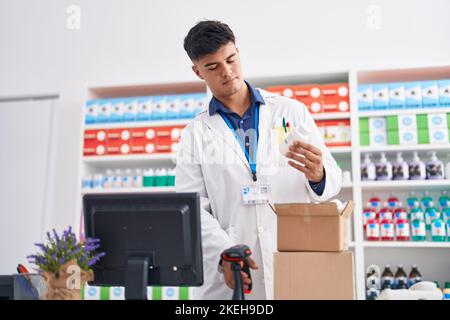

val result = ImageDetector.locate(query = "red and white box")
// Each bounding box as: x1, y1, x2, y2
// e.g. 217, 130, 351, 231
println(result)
316, 119, 351, 147
83, 129, 107, 156
131, 127, 156, 154
320, 83, 350, 113
292, 85, 322, 113
107, 128, 132, 142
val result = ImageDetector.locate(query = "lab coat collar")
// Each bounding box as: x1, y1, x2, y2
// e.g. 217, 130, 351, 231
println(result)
202, 88, 276, 176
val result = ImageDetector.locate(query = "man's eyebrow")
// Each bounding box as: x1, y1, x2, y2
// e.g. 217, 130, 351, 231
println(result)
203, 53, 237, 68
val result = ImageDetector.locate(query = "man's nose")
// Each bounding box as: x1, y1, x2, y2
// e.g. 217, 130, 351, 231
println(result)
221, 63, 233, 78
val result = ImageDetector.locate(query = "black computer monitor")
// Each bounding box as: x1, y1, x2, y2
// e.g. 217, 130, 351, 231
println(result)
83, 192, 203, 300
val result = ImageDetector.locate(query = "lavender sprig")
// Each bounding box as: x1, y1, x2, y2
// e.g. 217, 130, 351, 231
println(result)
27, 226, 105, 275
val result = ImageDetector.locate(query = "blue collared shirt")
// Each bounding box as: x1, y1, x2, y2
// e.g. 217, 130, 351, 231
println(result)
209, 81, 325, 195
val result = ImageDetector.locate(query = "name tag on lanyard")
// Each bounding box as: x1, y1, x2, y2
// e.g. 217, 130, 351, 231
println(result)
242, 184, 270, 205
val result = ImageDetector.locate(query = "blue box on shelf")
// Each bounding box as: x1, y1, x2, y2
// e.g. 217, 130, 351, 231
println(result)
97, 99, 111, 124
388, 82, 406, 110
110, 98, 124, 123
405, 81, 422, 109
122, 97, 138, 122
438, 79, 450, 107
421, 80, 439, 108
166, 95, 181, 120
357, 85, 373, 111
372, 83, 389, 110
152, 96, 167, 120
136, 96, 152, 121
85, 100, 98, 124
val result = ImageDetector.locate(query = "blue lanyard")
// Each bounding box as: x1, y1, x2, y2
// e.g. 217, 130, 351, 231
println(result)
219, 106, 259, 182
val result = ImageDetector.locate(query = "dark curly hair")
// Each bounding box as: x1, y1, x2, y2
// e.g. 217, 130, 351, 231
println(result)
184, 20, 236, 61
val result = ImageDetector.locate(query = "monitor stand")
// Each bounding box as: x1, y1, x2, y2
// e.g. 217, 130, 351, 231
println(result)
125, 256, 150, 300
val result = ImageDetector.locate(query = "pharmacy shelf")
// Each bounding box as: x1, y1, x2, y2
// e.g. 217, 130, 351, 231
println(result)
342, 182, 353, 189
84, 119, 193, 130
359, 144, 450, 153
361, 179, 450, 191
312, 112, 350, 121
363, 241, 450, 248
83, 153, 177, 166
358, 107, 450, 118
329, 146, 352, 154
81, 186, 175, 195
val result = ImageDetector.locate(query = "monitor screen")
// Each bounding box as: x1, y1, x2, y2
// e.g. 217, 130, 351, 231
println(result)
83, 192, 203, 293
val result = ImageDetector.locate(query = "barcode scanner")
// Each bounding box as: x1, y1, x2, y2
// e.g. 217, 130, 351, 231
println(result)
221, 244, 253, 300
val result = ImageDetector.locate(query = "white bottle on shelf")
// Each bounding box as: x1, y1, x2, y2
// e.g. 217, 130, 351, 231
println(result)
133, 168, 143, 188
426, 152, 444, 180
361, 154, 376, 181
112, 169, 123, 188
103, 170, 114, 189
375, 152, 392, 181
409, 152, 426, 180
82, 175, 93, 189
446, 160, 450, 180
122, 169, 133, 188
392, 152, 409, 180
93, 174, 104, 189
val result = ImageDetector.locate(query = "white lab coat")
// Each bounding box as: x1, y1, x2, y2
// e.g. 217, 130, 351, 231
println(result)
175, 89, 342, 300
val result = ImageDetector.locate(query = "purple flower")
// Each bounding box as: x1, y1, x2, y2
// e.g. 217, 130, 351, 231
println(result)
52, 229, 60, 242
34, 243, 47, 253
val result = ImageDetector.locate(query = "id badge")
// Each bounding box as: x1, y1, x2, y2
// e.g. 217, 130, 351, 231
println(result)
242, 184, 270, 205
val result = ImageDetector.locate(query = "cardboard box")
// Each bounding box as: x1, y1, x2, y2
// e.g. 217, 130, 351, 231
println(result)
274, 201, 354, 252
274, 251, 355, 300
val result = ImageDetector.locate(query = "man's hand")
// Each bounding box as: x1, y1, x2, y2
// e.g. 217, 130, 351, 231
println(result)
286, 140, 324, 183
222, 256, 258, 291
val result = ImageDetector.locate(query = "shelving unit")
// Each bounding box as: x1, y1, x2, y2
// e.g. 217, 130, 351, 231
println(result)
76, 80, 206, 241
351, 63, 450, 300
77, 64, 450, 300
81, 186, 175, 195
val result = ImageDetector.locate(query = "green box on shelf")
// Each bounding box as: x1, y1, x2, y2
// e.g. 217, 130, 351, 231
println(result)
386, 115, 398, 131
416, 114, 428, 129
417, 128, 430, 144
82, 286, 191, 300
447, 113, 450, 129
154, 176, 168, 187
387, 130, 399, 145
359, 117, 369, 134
167, 175, 175, 186
143, 176, 155, 187
360, 132, 370, 146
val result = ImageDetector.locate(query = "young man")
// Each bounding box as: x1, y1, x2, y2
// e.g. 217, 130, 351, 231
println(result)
176, 20, 342, 300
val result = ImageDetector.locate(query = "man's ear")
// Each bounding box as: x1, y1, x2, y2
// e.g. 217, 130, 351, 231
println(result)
192, 65, 204, 80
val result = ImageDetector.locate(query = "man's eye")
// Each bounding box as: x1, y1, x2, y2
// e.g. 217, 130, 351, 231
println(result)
227, 60, 235, 63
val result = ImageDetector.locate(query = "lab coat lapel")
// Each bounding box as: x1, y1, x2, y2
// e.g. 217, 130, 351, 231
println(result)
203, 112, 250, 169
256, 94, 274, 175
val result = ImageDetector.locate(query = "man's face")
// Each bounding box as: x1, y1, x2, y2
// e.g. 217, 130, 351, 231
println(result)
192, 42, 244, 98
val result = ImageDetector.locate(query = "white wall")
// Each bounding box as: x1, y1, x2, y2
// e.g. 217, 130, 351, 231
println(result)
0, 0, 449, 232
